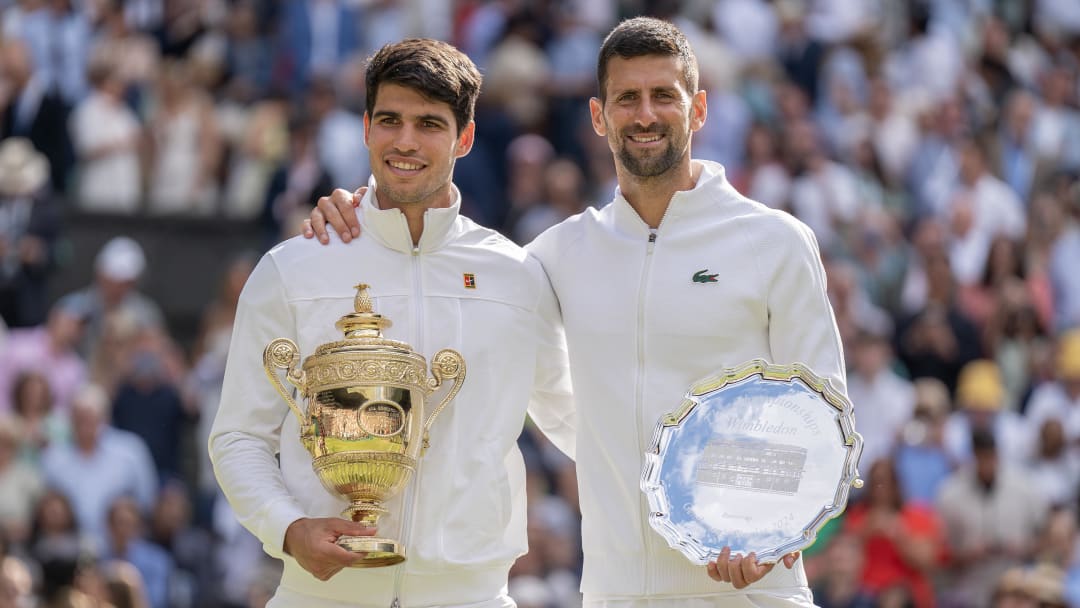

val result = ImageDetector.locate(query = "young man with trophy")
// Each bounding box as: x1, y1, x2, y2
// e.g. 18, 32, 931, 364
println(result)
210, 39, 575, 608
306, 18, 854, 607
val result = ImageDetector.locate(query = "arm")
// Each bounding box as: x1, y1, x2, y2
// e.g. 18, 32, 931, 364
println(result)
707, 216, 839, 588
524, 256, 576, 460
208, 254, 370, 580
764, 218, 847, 395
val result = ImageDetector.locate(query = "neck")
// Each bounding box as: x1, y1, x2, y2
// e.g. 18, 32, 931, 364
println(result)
111, 536, 130, 555
617, 160, 699, 229
76, 439, 96, 456
400, 204, 427, 247
374, 188, 453, 247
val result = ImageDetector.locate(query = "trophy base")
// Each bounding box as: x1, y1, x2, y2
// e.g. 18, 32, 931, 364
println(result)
337, 536, 405, 568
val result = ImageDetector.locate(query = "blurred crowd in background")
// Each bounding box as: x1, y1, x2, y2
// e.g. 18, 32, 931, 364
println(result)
1, 0, 1080, 606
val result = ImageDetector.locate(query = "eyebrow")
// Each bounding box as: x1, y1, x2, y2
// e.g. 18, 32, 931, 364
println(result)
372, 110, 451, 127
614, 85, 681, 96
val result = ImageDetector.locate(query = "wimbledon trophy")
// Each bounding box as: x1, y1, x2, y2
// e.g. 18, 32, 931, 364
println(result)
262, 283, 465, 567
642, 360, 863, 565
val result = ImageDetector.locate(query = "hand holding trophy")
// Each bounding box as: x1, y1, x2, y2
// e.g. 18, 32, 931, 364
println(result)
263, 283, 465, 567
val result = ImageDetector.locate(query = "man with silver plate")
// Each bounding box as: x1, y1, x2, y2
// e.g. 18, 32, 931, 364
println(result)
308, 17, 851, 608
210, 39, 575, 608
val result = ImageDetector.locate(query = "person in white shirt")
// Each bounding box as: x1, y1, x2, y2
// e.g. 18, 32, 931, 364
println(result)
307, 18, 848, 606
69, 57, 142, 214
1026, 330, 1080, 454
210, 39, 574, 608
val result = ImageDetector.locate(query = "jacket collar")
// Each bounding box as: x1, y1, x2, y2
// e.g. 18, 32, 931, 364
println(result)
358, 176, 463, 253
609, 160, 730, 236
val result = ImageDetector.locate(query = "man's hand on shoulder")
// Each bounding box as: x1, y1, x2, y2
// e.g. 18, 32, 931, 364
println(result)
283, 517, 375, 581
706, 547, 800, 589
302, 187, 366, 244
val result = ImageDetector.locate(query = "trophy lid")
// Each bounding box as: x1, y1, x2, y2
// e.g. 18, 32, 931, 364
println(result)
335, 283, 392, 338
313, 283, 420, 360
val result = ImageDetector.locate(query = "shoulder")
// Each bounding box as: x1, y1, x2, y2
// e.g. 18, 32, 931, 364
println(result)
1027, 382, 1067, 415
454, 217, 531, 264
260, 233, 382, 290
455, 218, 550, 303
527, 207, 602, 265
730, 196, 815, 244
104, 428, 152, 459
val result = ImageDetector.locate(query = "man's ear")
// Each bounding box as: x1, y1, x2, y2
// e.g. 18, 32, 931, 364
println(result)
589, 97, 606, 137
690, 90, 707, 133
363, 112, 371, 146
455, 121, 475, 158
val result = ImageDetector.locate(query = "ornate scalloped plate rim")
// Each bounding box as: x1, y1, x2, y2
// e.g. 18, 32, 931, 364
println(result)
641, 359, 864, 565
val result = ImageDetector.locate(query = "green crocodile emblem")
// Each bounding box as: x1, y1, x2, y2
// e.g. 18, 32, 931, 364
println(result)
693, 269, 719, 283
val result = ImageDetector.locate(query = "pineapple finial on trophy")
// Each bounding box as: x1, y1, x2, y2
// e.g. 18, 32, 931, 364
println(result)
337, 283, 391, 338
354, 283, 373, 313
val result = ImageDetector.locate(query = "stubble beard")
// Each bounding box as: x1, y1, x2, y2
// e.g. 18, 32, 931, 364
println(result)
615, 127, 685, 178
376, 160, 454, 208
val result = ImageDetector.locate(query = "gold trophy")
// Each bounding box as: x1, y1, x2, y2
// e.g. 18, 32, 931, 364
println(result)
262, 283, 465, 567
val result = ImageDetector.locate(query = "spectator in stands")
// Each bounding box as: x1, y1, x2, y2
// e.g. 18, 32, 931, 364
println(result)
145, 59, 222, 216
56, 236, 163, 360
511, 157, 590, 244
147, 482, 216, 607
111, 345, 192, 482
0, 298, 87, 414
845, 329, 915, 467
894, 378, 956, 505
938, 428, 1048, 607
8, 371, 69, 461
102, 496, 172, 608
40, 384, 158, 548
896, 251, 981, 392
808, 532, 876, 608
1049, 185, 1080, 331
944, 359, 1033, 465
942, 137, 1027, 287
69, 55, 142, 214
27, 489, 82, 568
0, 39, 73, 192
843, 458, 945, 607
1025, 329, 1080, 455
0, 415, 44, 546
0, 136, 61, 328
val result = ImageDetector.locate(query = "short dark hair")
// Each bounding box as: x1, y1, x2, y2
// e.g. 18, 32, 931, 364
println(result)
597, 17, 699, 102
365, 38, 482, 136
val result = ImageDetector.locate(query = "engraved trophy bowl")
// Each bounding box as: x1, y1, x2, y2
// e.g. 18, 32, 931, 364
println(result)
263, 283, 465, 567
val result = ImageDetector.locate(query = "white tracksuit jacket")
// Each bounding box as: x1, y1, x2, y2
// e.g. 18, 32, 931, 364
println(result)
209, 185, 575, 608
528, 160, 847, 606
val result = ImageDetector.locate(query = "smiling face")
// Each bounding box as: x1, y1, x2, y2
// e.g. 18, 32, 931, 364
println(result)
590, 55, 705, 182
364, 82, 474, 211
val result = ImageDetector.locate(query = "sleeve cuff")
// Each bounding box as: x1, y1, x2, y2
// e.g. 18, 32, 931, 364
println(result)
258, 497, 308, 559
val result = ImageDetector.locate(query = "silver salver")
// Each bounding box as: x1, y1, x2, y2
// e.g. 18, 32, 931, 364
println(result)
641, 359, 863, 565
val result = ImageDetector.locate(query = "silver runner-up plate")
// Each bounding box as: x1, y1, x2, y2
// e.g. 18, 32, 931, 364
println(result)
641, 359, 864, 565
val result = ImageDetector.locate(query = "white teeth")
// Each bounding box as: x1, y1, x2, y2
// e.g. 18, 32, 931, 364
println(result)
389, 160, 423, 170
630, 134, 662, 143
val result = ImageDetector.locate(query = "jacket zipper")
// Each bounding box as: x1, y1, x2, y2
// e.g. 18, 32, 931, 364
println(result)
391, 243, 426, 607
636, 227, 658, 594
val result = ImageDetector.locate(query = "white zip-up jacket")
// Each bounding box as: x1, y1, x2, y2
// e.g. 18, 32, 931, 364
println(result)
528, 160, 846, 605
210, 185, 575, 607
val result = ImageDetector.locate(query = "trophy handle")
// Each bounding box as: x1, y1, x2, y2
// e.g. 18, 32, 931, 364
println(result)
263, 338, 307, 426
423, 349, 466, 448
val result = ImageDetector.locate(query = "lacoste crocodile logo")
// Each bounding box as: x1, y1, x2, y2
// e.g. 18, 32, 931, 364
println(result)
693, 269, 719, 283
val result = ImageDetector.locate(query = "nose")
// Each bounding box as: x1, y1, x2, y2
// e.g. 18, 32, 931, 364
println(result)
634, 97, 659, 127
393, 125, 420, 153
